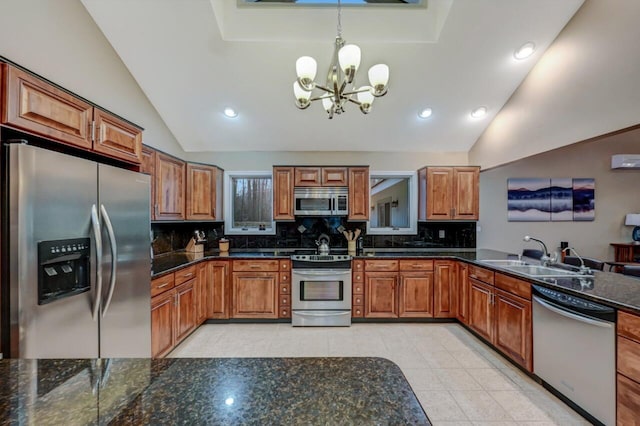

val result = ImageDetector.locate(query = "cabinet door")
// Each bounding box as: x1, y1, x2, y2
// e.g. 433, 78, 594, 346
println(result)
195, 263, 209, 325
398, 271, 433, 318
140, 145, 156, 220
155, 153, 185, 220
321, 167, 348, 186
494, 289, 532, 372
209, 261, 229, 319
468, 278, 494, 342
453, 167, 479, 220
457, 262, 470, 324
426, 167, 453, 219
273, 167, 294, 220
434, 260, 457, 318
93, 108, 142, 164
175, 280, 196, 344
348, 167, 369, 220
186, 163, 216, 220
617, 373, 640, 426
417, 167, 428, 221
365, 272, 398, 318
151, 290, 175, 358
3, 65, 93, 150
294, 167, 322, 186
232, 272, 278, 318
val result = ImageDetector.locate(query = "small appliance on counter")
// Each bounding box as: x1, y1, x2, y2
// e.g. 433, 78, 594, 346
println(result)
186, 230, 206, 254
218, 238, 229, 253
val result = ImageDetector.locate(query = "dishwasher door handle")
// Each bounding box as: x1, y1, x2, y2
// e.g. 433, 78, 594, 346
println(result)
533, 296, 613, 328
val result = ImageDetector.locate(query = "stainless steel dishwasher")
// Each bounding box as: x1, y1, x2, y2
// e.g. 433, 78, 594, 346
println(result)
532, 285, 616, 426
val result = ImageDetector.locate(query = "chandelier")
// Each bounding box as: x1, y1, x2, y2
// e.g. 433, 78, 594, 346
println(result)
292, 0, 389, 119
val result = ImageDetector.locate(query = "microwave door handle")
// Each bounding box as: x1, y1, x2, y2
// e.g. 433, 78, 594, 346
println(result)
331, 198, 335, 215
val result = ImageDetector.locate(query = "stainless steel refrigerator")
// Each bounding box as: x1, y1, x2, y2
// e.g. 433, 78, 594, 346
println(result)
5, 143, 151, 358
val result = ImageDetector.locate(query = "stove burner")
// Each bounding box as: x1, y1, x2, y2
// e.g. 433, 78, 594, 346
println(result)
291, 254, 351, 262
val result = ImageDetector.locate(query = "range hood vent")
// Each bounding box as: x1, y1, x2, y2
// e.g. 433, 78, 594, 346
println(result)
611, 154, 640, 169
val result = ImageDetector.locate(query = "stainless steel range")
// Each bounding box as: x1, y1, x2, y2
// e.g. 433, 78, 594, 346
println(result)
291, 253, 352, 326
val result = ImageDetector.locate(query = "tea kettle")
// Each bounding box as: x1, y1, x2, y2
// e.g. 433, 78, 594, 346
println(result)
315, 233, 330, 255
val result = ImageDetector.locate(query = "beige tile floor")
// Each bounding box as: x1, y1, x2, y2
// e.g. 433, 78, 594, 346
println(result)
169, 323, 591, 425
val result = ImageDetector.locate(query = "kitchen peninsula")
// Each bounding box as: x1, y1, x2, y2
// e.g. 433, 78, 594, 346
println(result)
0, 357, 430, 425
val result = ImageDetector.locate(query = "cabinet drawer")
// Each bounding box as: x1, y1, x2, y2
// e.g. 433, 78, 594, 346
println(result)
364, 260, 399, 271
151, 273, 175, 297
279, 260, 290, 271
279, 283, 290, 295
233, 260, 280, 272
619, 311, 640, 343
353, 260, 364, 272
352, 306, 364, 318
353, 282, 364, 294
353, 272, 364, 283
279, 295, 291, 306
279, 307, 290, 318
495, 273, 531, 299
280, 272, 290, 284
618, 336, 640, 383
399, 260, 434, 271
353, 295, 365, 306
175, 265, 197, 285
468, 264, 494, 285
617, 373, 640, 426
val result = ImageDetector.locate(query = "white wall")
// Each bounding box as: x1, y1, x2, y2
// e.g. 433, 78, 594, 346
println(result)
185, 151, 468, 171
477, 126, 640, 260
0, 0, 184, 157
371, 181, 409, 228
469, 0, 640, 170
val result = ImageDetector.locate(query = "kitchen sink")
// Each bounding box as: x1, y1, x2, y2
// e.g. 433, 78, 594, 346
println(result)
501, 264, 591, 278
480, 259, 529, 267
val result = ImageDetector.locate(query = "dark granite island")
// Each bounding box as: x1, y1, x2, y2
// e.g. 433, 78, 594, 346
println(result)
0, 357, 430, 425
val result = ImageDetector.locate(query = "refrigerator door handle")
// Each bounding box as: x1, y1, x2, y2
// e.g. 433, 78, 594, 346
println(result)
91, 204, 103, 320
100, 204, 118, 317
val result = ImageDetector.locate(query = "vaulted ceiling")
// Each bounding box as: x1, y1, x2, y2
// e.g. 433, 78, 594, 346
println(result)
81, 0, 584, 153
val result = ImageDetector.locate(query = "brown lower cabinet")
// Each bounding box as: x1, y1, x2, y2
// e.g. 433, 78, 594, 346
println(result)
617, 310, 640, 424
468, 271, 532, 372
364, 259, 435, 318
151, 288, 176, 358
456, 262, 469, 324
175, 280, 196, 344
208, 261, 229, 319
434, 260, 456, 318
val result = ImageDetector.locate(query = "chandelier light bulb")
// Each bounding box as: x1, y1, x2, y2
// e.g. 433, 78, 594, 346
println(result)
293, 81, 312, 109
338, 44, 361, 73
296, 56, 317, 90
368, 64, 389, 96
357, 86, 374, 114
321, 97, 333, 112
514, 42, 536, 60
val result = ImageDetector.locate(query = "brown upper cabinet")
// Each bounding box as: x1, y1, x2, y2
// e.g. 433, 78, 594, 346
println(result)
186, 163, 219, 220
419, 166, 479, 220
141, 145, 156, 220
294, 167, 348, 187
348, 167, 369, 220
1, 64, 142, 164
155, 152, 186, 220
273, 167, 295, 220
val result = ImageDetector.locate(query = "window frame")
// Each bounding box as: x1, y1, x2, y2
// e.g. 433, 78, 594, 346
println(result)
224, 171, 276, 235
366, 170, 418, 235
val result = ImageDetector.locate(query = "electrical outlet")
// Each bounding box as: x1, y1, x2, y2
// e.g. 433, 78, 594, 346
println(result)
439, 230, 445, 239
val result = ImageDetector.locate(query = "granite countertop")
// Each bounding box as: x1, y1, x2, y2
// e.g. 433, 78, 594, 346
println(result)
0, 357, 430, 425
152, 248, 640, 314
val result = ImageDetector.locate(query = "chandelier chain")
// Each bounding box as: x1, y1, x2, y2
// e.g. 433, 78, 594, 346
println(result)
337, 0, 342, 38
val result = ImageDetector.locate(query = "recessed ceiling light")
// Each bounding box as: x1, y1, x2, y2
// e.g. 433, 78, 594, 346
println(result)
470, 106, 487, 119
224, 107, 238, 118
514, 42, 536, 60
418, 108, 433, 119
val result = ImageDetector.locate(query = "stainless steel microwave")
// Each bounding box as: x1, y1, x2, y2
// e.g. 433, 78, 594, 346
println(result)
294, 187, 349, 216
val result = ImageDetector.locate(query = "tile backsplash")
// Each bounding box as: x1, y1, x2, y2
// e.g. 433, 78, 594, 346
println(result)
151, 219, 476, 255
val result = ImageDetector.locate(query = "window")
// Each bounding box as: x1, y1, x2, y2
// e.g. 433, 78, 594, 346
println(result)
224, 171, 275, 234
366, 171, 417, 235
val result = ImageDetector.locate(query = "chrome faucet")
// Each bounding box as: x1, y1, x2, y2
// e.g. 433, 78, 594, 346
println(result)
562, 247, 591, 274
523, 235, 556, 266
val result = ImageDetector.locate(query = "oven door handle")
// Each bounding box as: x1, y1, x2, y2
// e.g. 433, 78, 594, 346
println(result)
294, 311, 350, 317
292, 270, 352, 276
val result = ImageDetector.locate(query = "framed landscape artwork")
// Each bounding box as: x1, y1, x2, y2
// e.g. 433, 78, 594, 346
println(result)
507, 178, 594, 222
